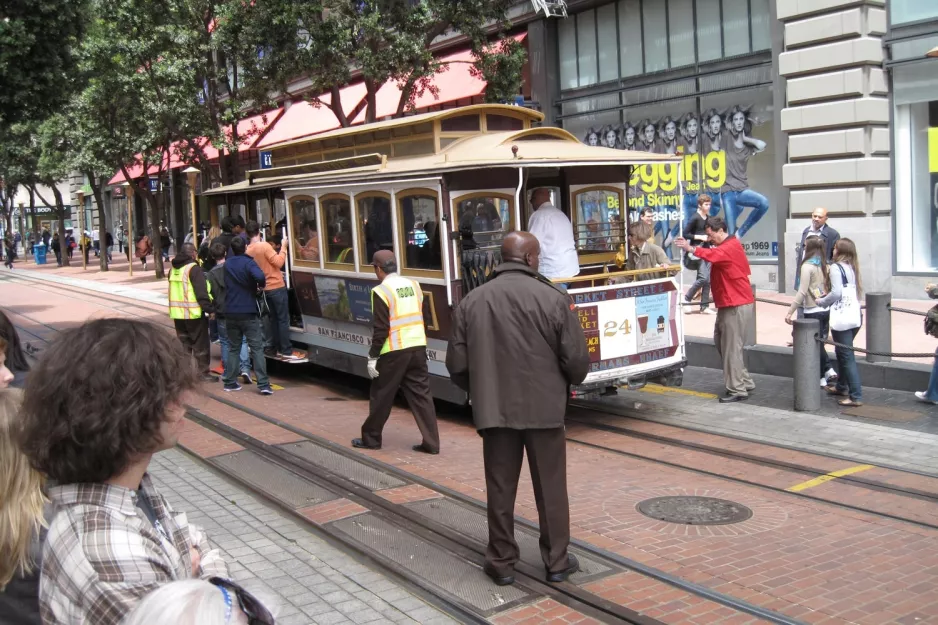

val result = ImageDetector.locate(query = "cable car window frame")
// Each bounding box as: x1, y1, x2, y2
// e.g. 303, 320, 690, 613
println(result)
289, 194, 322, 269
396, 188, 444, 279
319, 192, 357, 271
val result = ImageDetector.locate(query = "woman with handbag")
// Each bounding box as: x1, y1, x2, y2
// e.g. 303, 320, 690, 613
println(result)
915, 283, 938, 405
816, 239, 864, 407
785, 236, 834, 389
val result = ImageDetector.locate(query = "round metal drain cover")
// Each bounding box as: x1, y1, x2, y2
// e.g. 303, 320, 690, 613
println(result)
637, 496, 752, 525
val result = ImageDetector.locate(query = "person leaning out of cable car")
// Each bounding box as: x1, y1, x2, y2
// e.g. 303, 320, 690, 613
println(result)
352, 250, 440, 455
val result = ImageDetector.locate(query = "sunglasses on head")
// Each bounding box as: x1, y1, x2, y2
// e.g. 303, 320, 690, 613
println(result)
209, 577, 275, 625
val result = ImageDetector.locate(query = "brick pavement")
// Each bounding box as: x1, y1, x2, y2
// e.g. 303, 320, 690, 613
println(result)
149, 448, 458, 625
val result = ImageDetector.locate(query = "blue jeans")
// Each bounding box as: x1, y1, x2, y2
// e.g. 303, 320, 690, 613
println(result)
266, 287, 292, 356
685, 260, 711, 311
925, 349, 938, 402
718, 189, 769, 239
223, 316, 270, 388
217, 318, 251, 376
830, 328, 862, 401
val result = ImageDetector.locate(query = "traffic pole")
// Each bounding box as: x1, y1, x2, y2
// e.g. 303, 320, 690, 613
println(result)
864, 292, 891, 363
792, 318, 821, 411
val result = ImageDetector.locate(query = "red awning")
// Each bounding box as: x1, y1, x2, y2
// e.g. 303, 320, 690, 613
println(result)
108, 108, 283, 185
257, 32, 527, 149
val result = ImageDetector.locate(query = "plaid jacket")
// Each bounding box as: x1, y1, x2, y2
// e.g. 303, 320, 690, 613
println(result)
40, 475, 229, 625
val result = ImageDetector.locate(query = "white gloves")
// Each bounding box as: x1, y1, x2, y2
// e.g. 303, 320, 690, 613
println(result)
367, 358, 380, 379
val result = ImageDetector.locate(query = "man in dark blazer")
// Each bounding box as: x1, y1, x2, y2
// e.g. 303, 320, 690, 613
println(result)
795, 207, 840, 288
446, 231, 589, 587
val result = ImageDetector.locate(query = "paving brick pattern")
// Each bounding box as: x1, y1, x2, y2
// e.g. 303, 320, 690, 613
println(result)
376, 484, 444, 504
489, 598, 605, 625
299, 499, 370, 525
149, 449, 458, 625
178, 419, 245, 458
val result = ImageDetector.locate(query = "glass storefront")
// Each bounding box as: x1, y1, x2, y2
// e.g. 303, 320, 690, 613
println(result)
893, 61, 938, 272
889, 1, 938, 26
559, 4, 778, 263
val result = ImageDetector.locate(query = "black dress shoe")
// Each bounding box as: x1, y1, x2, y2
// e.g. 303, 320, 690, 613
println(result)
351, 438, 381, 450
547, 554, 579, 583
483, 564, 515, 586
719, 393, 748, 404
412, 444, 439, 455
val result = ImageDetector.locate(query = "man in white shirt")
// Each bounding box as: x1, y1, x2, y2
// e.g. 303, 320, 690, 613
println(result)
526, 188, 579, 284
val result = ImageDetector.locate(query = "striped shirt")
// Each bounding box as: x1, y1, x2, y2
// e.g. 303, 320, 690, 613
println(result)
40, 475, 229, 625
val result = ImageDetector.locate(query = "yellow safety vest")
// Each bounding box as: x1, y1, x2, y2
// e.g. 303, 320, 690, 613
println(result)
168, 262, 206, 319
372, 274, 426, 355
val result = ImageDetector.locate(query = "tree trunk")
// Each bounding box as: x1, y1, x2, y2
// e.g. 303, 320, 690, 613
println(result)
51, 186, 70, 267
29, 187, 39, 248
365, 79, 378, 124
329, 85, 351, 128
142, 189, 165, 279
86, 171, 108, 271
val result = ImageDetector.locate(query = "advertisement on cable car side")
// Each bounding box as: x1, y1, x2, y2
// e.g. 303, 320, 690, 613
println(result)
569, 278, 681, 383
579, 102, 776, 261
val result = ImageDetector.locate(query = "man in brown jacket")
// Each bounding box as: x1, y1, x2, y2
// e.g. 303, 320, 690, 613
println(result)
446, 232, 589, 586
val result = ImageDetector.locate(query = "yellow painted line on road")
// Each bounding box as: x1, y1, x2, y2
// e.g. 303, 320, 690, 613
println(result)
626, 383, 718, 400
786, 464, 875, 492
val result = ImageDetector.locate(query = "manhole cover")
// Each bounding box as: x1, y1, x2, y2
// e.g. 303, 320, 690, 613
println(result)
637, 496, 752, 525
323, 397, 348, 402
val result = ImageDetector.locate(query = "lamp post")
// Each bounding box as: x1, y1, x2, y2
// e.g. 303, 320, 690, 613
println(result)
183, 166, 200, 249
76, 191, 87, 270
123, 182, 134, 277
17, 202, 25, 258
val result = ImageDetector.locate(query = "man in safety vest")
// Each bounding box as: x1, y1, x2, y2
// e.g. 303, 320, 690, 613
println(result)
352, 250, 440, 454
168, 242, 217, 382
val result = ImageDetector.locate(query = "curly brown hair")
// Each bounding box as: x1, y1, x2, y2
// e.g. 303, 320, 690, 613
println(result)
18, 318, 197, 484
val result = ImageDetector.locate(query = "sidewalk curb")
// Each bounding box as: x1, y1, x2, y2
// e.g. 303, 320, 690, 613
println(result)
687, 337, 931, 394
9, 267, 168, 306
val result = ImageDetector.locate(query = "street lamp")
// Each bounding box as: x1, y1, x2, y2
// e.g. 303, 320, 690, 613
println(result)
76, 191, 87, 270
182, 166, 200, 249
122, 181, 134, 277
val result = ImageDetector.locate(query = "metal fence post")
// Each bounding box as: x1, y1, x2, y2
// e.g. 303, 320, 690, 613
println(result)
865, 292, 891, 363
745, 283, 757, 347
793, 318, 821, 411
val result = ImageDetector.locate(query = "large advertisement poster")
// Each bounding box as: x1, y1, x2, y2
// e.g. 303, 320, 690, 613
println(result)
576, 97, 777, 261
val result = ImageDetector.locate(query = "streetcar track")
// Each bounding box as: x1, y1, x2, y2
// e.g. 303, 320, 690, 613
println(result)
189, 394, 802, 625
565, 411, 938, 504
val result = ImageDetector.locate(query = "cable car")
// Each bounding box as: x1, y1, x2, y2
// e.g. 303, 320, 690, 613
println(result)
202, 104, 687, 402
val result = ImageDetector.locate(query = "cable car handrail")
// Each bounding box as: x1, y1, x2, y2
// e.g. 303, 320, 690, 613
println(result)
549, 264, 682, 285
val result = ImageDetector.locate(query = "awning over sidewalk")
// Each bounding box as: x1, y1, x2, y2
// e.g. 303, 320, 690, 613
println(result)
107, 109, 284, 185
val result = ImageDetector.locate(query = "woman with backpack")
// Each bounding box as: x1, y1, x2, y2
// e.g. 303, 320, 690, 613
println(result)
817, 238, 864, 407
917, 283, 938, 405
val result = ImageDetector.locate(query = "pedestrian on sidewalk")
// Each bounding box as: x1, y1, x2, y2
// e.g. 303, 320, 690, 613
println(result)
3, 234, 15, 269
246, 220, 305, 363
352, 250, 440, 454
159, 223, 172, 262
65, 231, 75, 260
17, 319, 230, 625
786, 236, 836, 389
80, 231, 91, 266
205, 243, 252, 385
916, 283, 938, 406
675, 216, 756, 403
222, 237, 273, 395
105, 231, 113, 262
199, 226, 222, 272
0, 387, 51, 625
168, 243, 217, 383
683, 194, 715, 314
51, 233, 61, 266
817, 238, 864, 406
136, 231, 152, 270
446, 232, 589, 586
92, 229, 100, 257
0, 311, 30, 389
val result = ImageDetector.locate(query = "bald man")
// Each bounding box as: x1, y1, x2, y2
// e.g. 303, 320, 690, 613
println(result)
446, 232, 589, 586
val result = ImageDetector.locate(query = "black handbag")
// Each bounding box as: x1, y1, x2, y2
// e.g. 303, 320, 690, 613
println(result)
925, 304, 938, 338
682, 251, 700, 271
256, 292, 271, 318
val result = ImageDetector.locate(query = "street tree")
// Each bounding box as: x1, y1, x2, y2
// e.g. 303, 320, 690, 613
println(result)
0, 0, 86, 127
250, 0, 526, 127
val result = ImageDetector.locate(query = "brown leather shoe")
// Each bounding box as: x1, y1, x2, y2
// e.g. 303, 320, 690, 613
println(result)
412, 443, 439, 455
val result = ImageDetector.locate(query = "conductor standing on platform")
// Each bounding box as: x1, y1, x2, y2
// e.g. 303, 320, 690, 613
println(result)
168, 242, 217, 382
446, 231, 589, 586
352, 250, 440, 454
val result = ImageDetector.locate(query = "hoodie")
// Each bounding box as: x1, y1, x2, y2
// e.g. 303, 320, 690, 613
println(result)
224, 254, 266, 317
171, 255, 214, 315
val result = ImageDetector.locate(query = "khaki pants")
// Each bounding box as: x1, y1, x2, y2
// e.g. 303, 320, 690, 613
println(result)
714, 304, 755, 396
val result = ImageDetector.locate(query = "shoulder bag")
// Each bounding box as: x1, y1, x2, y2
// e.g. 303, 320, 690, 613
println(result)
829, 264, 862, 331
256, 291, 270, 318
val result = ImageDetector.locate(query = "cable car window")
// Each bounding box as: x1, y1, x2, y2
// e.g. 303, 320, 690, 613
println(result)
357, 193, 393, 266
320, 194, 354, 266
455, 194, 512, 251
573, 187, 625, 253
398, 190, 442, 273
290, 196, 320, 263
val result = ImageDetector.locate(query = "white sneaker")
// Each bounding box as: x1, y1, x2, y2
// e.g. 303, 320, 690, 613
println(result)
820, 378, 827, 388
702, 308, 716, 315
825, 368, 838, 382
915, 391, 938, 405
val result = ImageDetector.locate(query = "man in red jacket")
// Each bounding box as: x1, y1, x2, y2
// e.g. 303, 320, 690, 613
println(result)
675, 216, 755, 403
